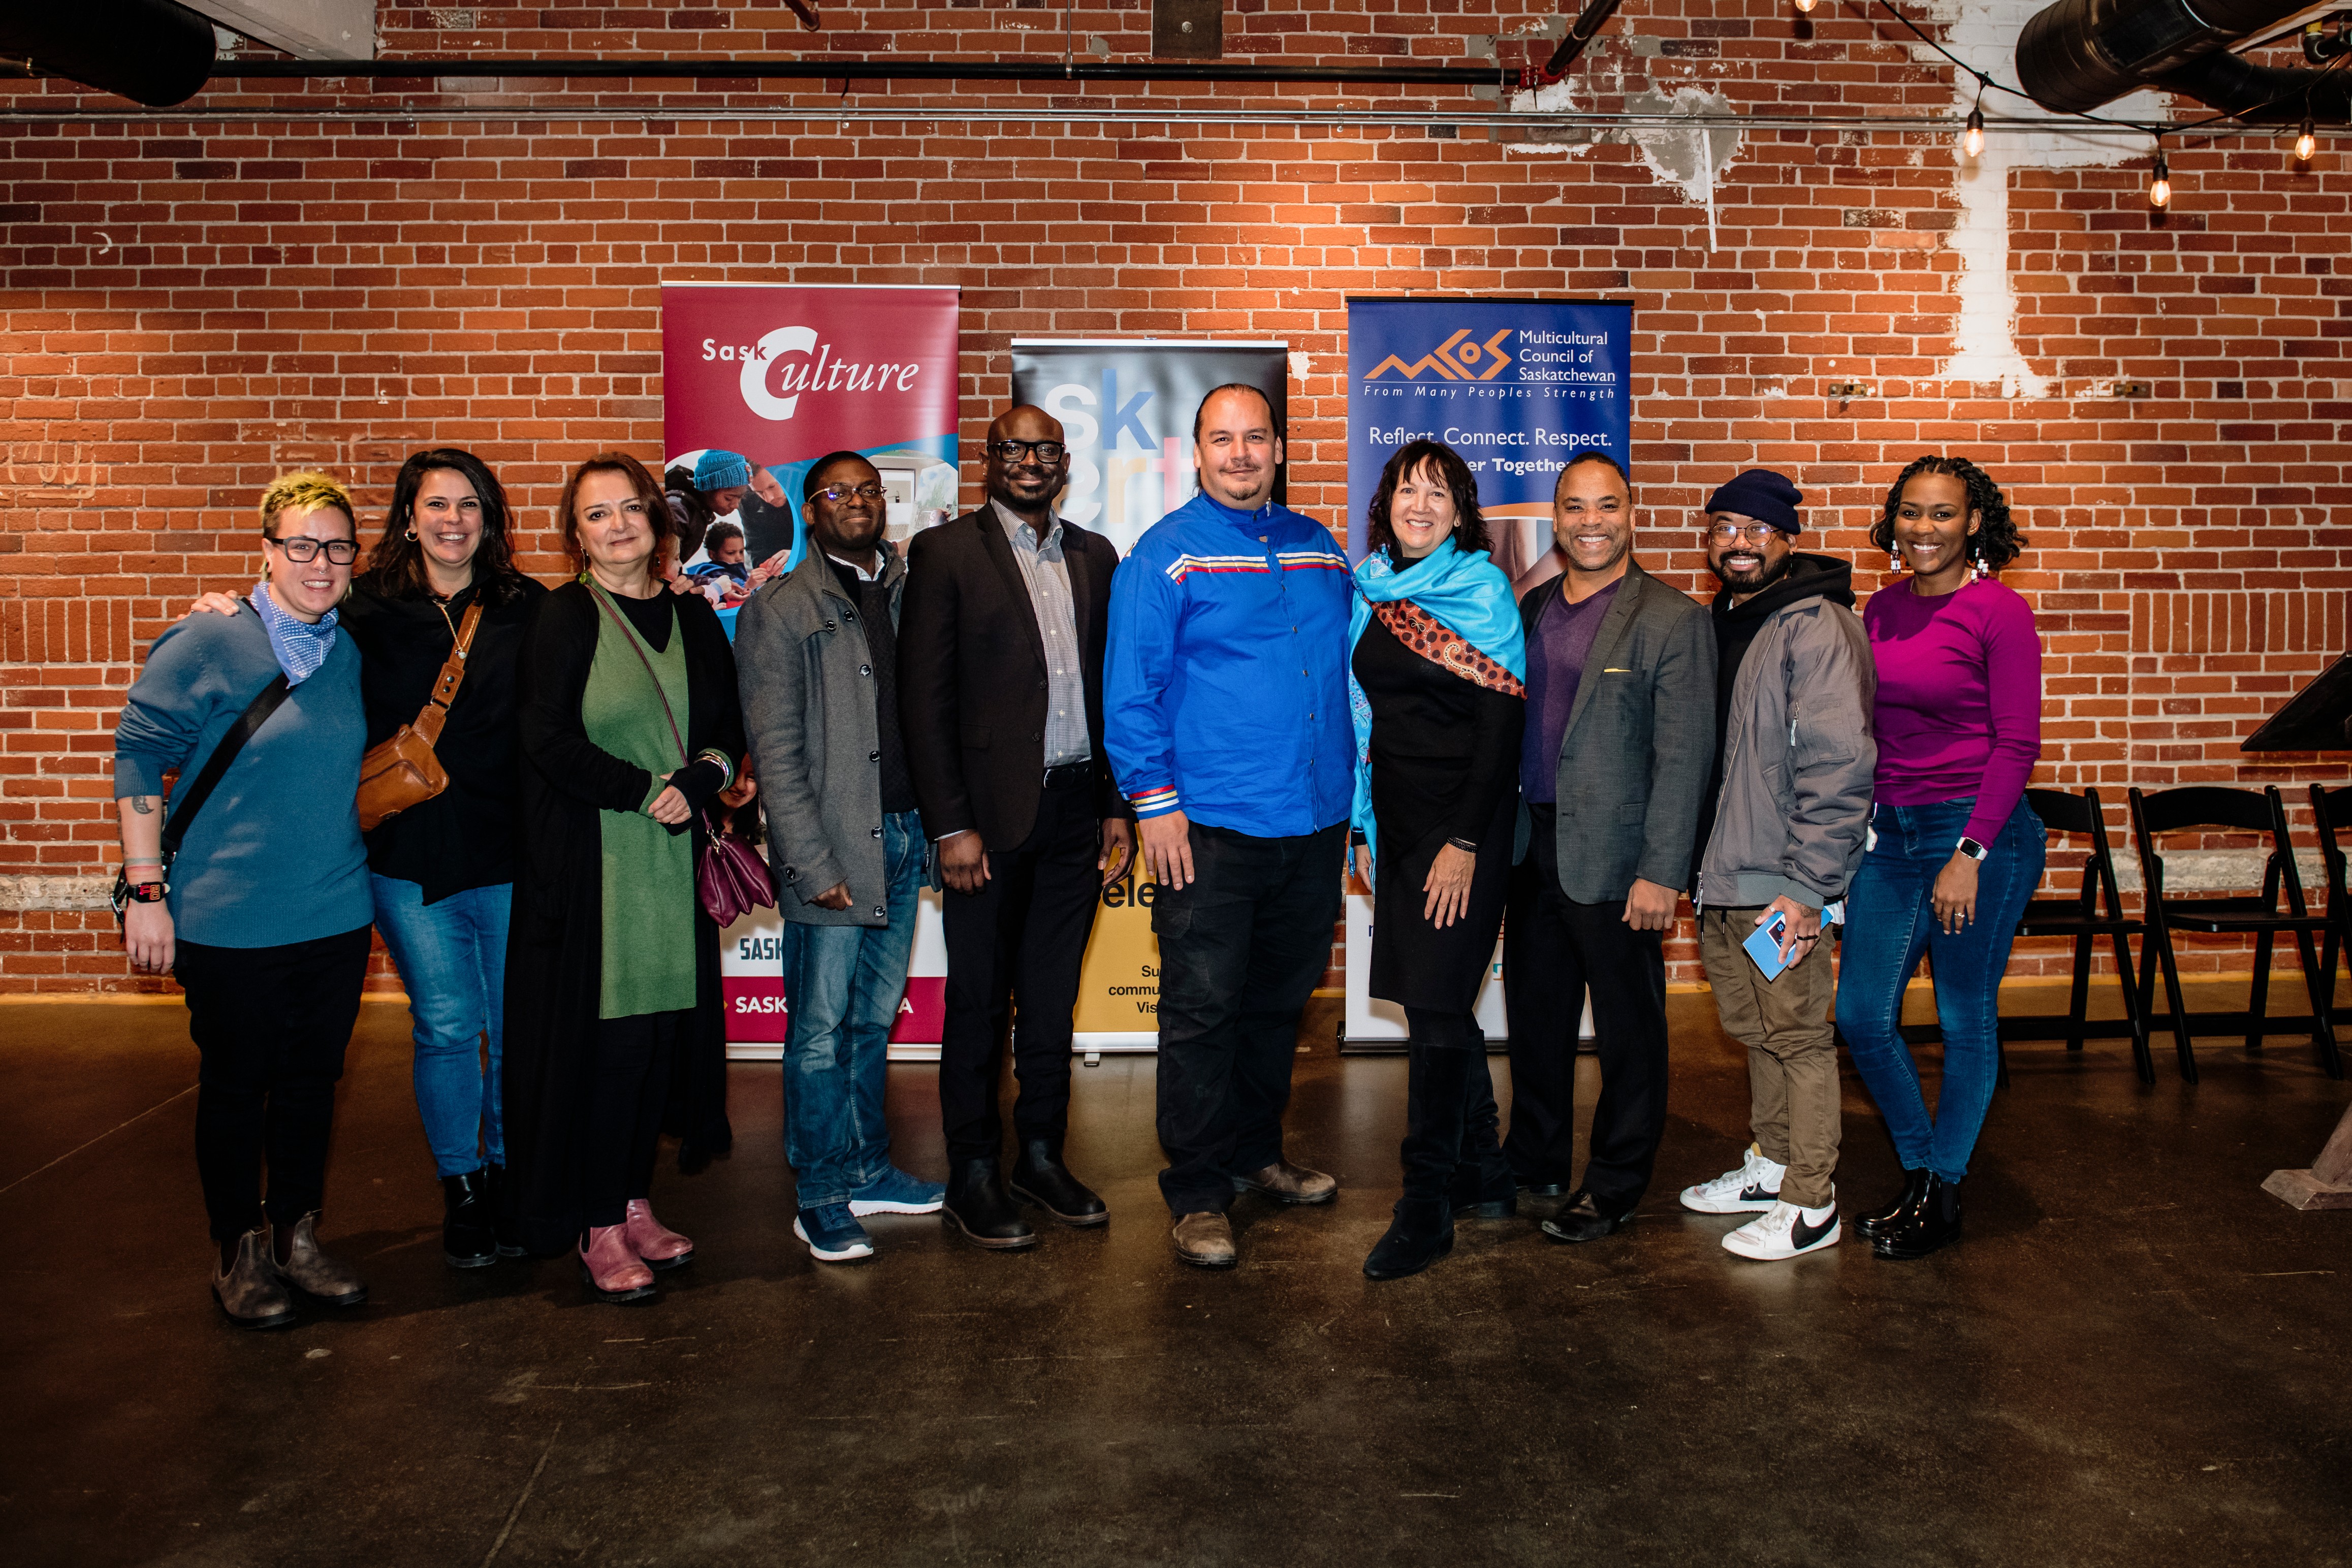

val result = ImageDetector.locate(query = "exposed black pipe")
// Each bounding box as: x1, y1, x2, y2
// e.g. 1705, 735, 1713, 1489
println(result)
2016, 0, 2349, 117
1542, 0, 1631, 79
0, 0, 214, 107
205, 57, 1509, 89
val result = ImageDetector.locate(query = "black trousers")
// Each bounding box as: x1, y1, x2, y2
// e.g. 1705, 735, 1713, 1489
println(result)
583, 1009, 682, 1229
1152, 820, 1346, 1215
938, 771, 1103, 1164
1500, 806, 1671, 1208
175, 926, 372, 1243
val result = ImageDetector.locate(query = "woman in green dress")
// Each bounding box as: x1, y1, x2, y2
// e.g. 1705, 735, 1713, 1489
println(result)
505, 452, 753, 1302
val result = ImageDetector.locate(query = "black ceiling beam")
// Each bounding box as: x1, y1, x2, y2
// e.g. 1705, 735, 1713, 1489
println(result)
204, 57, 1509, 88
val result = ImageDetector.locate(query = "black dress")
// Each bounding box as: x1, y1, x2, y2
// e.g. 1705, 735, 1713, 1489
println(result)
503, 582, 746, 1255
1355, 607, 1525, 1012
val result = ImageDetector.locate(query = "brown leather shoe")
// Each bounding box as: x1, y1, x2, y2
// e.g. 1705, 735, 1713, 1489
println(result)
212, 1227, 297, 1330
1232, 1160, 1338, 1206
270, 1213, 368, 1307
1171, 1210, 1238, 1268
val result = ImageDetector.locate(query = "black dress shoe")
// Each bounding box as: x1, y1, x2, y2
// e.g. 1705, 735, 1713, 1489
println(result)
1516, 1177, 1569, 1199
1540, 1190, 1631, 1243
1450, 1159, 1519, 1219
1871, 1173, 1961, 1260
941, 1158, 1038, 1251
1364, 1198, 1455, 1280
1008, 1139, 1108, 1227
441, 1169, 497, 1269
1855, 1168, 1932, 1241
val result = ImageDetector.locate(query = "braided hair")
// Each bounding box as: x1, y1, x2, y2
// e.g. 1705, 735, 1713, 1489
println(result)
1870, 456, 2026, 573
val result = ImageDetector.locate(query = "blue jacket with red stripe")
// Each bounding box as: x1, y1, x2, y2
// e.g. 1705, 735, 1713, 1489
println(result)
1104, 491, 1356, 839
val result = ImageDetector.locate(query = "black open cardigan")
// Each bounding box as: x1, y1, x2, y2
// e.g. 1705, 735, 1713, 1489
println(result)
503, 580, 746, 1255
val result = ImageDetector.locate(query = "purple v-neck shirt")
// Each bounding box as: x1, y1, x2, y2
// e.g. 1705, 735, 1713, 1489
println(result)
1520, 577, 1620, 803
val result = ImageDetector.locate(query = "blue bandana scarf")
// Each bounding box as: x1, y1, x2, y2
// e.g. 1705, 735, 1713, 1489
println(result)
1347, 540, 1527, 863
251, 581, 341, 686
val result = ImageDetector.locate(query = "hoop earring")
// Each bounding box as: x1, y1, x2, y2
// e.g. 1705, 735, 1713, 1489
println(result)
404, 526, 419, 541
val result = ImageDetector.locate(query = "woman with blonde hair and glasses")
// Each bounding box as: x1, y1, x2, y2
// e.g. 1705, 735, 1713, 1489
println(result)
505, 452, 754, 1303
115, 472, 375, 1329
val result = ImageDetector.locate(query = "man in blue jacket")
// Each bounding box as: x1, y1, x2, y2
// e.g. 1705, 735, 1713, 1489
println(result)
1104, 383, 1355, 1268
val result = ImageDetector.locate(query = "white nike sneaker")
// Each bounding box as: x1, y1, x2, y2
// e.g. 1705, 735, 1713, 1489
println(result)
1723, 1198, 1841, 1261
1678, 1144, 1786, 1213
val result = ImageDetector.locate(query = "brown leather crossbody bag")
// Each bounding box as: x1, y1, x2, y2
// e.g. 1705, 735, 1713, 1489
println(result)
356, 598, 485, 833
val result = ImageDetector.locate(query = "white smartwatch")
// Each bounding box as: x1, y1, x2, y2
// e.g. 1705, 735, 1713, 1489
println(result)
1956, 836, 1990, 862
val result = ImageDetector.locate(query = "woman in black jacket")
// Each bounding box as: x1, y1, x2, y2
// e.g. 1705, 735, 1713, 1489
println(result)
1347, 440, 1528, 1281
506, 452, 751, 1303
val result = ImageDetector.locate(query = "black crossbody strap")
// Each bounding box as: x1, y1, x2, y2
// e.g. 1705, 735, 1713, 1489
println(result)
162, 658, 293, 856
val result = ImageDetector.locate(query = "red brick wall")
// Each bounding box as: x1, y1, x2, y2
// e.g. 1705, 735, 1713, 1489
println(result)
3, 1, 2346, 994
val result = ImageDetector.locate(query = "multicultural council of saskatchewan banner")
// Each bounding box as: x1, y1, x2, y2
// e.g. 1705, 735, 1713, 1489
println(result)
1340, 298, 1633, 1048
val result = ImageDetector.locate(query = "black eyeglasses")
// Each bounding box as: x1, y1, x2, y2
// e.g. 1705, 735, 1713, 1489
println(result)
814, 483, 887, 505
269, 536, 361, 564
989, 440, 1067, 463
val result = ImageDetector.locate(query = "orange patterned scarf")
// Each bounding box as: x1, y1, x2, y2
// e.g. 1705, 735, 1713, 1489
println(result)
1373, 598, 1527, 697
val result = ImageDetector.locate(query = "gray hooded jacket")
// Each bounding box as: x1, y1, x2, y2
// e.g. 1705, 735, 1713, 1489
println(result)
1695, 562, 1877, 912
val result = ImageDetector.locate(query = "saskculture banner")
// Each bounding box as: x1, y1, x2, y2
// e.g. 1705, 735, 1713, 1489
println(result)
1011, 338, 1294, 1051
1341, 297, 1633, 1048
660, 281, 962, 1058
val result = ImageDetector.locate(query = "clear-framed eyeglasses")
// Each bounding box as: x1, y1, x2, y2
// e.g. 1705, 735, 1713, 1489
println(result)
1705, 522, 1783, 546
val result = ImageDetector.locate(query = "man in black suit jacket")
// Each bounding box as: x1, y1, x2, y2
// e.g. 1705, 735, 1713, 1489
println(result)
899, 405, 1135, 1250
1502, 450, 1717, 1246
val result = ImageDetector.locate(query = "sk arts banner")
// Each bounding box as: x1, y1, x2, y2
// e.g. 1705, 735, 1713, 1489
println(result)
1011, 338, 1295, 1049
1342, 298, 1627, 1048
662, 281, 964, 570
663, 281, 962, 1055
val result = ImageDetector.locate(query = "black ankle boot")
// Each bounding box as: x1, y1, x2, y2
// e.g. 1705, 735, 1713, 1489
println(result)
1364, 1197, 1455, 1279
1009, 1138, 1108, 1227
483, 1162, 526, 1257
1399, 1039, 1476, 1203
942, 1158, 1037, 1251
442, 1169, 497, 1268
1855, 1169, 1932, 1240
1871, 1172, 1962, 1260
1449, 1051, 1516, 1218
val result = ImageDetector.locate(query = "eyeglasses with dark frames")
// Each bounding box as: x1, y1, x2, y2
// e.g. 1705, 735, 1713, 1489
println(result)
813, 483, 888, 505
989, 439, 1067, 463
268, 535, 361, 564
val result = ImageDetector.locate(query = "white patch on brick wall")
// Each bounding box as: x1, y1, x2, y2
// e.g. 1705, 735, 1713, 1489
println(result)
1623, 86, 1743, 251
1930, 0, 2169, 394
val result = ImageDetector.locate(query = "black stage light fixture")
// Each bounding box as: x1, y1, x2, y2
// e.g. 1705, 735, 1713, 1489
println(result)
0, 0, 216, 107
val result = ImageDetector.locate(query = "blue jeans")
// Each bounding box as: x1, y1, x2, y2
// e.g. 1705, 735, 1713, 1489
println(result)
369, 876, 511, 1178
1836, 796, 2045, 1183
780, 810, 925, 1209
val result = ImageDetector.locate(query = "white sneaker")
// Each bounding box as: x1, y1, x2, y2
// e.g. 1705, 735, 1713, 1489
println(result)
1678, 1144, 1786, 1213
1723, 1198, 1840, 1261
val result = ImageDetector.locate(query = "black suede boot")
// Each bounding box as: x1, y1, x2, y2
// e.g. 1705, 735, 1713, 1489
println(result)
483, 1162, 526, 1257
942, 1158, 1038, 1251
1855, 1168, 1932, 1241
442, 1169, 497, 1268
1364, 1040, 1470, 1279
1871, 1172, 1962, 1260
1449, 1047, 1517, 1218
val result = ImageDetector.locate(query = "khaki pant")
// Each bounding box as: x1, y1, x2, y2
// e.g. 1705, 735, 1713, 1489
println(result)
1697, 906, 1841, 1209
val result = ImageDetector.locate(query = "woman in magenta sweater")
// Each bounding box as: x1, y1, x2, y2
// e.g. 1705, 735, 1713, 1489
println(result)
1835, 457, 2043, 1260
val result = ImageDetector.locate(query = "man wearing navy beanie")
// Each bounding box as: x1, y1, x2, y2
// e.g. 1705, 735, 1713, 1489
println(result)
1678, 468, 1876, 1260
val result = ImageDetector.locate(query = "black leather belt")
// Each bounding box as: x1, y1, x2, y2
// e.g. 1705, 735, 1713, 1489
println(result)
1044, 762, 1093, 789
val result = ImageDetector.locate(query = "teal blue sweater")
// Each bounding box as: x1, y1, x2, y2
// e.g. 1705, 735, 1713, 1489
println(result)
114, 609, 373, 948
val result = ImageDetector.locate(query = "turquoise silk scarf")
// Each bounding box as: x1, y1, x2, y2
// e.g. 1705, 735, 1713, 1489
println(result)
1347, 539, 1528, 863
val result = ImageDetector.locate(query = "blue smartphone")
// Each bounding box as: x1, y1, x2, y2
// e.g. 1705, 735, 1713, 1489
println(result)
1743, 910, 1791, 982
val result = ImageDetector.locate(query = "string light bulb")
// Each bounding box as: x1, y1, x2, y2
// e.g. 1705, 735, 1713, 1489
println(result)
1964, 106, 1985, 158
2149, 148, 2171, 209
1794, 0, 1816, 12
2296, 115, 2317, 162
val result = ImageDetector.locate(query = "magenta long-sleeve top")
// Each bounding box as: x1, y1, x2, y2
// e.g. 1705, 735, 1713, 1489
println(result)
1863, 577, 2043, 847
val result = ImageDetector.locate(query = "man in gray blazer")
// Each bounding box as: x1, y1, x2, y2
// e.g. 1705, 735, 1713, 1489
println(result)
1501, 450, 1717, 1243
737, 451, 945, 1266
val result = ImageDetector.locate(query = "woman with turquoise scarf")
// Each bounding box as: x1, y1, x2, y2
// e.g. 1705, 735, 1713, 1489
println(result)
1349, 440, 1528, 1280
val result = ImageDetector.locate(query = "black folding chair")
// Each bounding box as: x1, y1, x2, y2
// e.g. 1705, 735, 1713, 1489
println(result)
1898, 786, 2154, 1085
2127, 784, 2344, 1084
2307, 784, 2352, 1028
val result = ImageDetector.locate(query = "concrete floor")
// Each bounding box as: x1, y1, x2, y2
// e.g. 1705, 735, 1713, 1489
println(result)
5, 987, 2349, 1567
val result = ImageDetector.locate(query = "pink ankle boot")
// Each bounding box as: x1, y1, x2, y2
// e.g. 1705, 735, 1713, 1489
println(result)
623, 1198, 694, 1270
580, 1224, 655, 1302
